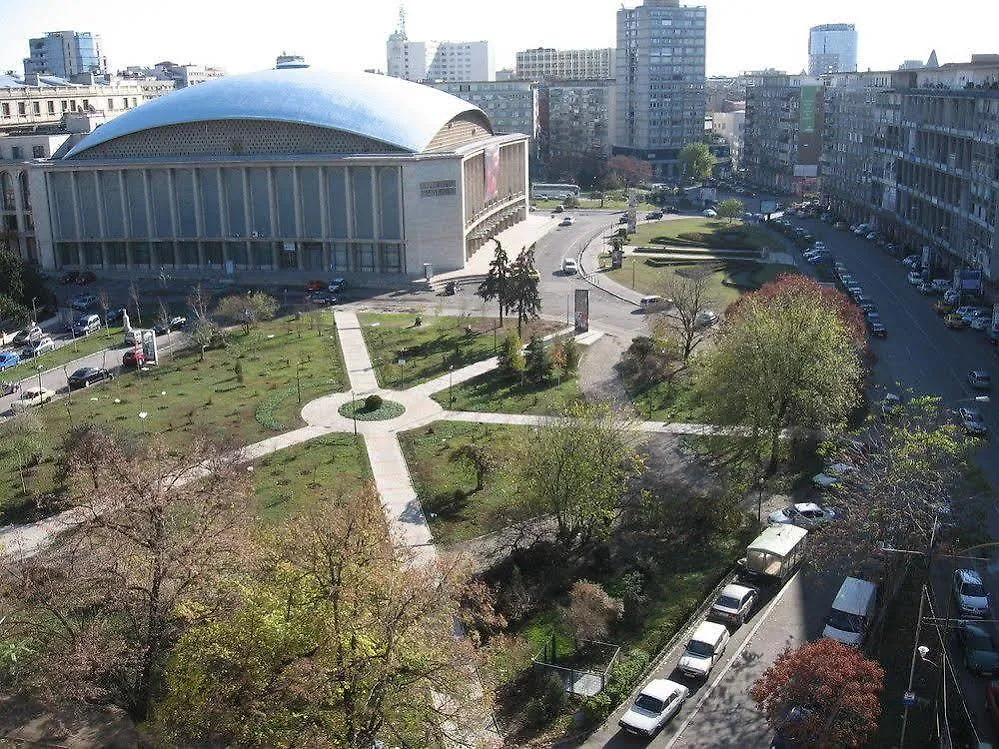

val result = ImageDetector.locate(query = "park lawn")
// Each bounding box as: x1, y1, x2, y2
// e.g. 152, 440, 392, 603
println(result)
627, 217, 780, 252
432, 370, 583, 415
251, 434, 371, 523
2, 327, 125, 380
399, 421, 533, 545
606, 258, 797, 306
629, 374, 703, 423
0, 315, 347, 524
357, 312, 562, 389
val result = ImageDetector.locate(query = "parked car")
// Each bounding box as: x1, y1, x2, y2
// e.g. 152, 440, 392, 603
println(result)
956, 623, 999, 677
59, 271, 80, 285
694, 310, 718, 328
0, 351, 22, 371
943, 289, 960, 304
307, 291, 337, 306
70, 294, 98, 311
124, 328, 148, 346
122, 348, 147, 368
12, 325, 43, 345
969, 370, 992, 390
902, 254, 921, 268
677, 621, 730, 679
559, 216, 575, 226
12, 386, 55, 410
865, 232, 878, 241
769, 502, 838, 530
822, 577, 878, 648
328, 278, 347, 293
68, 366, 114, 390
305, 279, 326, 292
21, 336, 55, 358
710, 583, 758, 627
702, 209, 717, 218
561, 257, 579, 274
154, 316, 187, 334
639, 295, 671, 313
75, 270, 96, 285
618, 215, 629, 224
945, 314, 967, 330
617, 679, 689, 737
958, 406, 988, 436
105, 308, 125, 326
917, 282, 935, 295
880, 392, 903, 417
935, 299, 956, 315
906, 271, 923, 286
812, 462, 856, 488
833, 221, 848, 230
645, 211, 664, 220
954, 569, 991, 618
931, 279, 952, 293
971, 316, 991, 332
71, 313, 102, 336
866, 313, 887, 337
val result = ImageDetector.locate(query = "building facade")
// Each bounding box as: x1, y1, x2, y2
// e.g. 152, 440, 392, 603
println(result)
744, 74, 824, 194
515, 48, 614, 82
613, 0, 707, 180
27, 68, 529, 281
808, 24, 858, 77
711, 109, 745, 170
427, 80, 538, 142
388, 36, 493, 83
823, 61, 999, 289
24, 31, 107, 78
543, 80, 615, 164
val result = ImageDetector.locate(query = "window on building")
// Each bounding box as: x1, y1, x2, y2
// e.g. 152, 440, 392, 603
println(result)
32, 102, 40, 115
47, 100, 54, 114
11, 147, 22, 159
108, 98, 114, 110
17, 103, 26, 116
32, 145, 45, 158
0, 103, 9, 117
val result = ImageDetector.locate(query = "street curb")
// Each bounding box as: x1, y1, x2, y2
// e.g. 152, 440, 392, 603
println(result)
574, 223, 640, 307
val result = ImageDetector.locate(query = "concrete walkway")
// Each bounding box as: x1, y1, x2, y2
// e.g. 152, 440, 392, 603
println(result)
333, 310, 380, 393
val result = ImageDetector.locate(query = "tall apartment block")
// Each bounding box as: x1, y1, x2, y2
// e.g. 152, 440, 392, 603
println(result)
515, 48, 614, 82
23, 31, 107, 78
543, 80, 616, 165
613, 0, 707, 180
426, 80, 538, 142
386, 14, 492, 83
743, 73, 824, 194
808, 24, 857, 77
823, 58, 999, 291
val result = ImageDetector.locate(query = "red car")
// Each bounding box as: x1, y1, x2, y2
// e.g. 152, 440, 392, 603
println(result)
75, 270, 97, 284
122, 348, 146, 368
305, 279, 325, 292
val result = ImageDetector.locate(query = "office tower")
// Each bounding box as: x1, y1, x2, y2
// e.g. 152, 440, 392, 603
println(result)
808, 24, 858, 76
613, 0, 707, 179
23, 31, 107, 78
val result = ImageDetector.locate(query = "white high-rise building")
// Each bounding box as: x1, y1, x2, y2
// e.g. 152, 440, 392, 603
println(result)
613, 0, 707, 179
385, 10, 492, 82
808, 24, 858, 76
515, 48, 614, 82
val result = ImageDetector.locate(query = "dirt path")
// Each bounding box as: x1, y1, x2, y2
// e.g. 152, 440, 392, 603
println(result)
577, 335, 634, 413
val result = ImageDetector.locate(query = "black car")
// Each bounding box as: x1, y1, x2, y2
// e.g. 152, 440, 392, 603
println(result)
59, 271, 80, 284
866, 312, 887, 337
307, 291, 337, 305
67, 366, 114, 390
105, 308, 125, 326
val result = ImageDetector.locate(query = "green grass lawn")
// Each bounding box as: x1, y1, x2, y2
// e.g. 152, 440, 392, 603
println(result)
251, 433, 370, 522
606, 258, 797, 307
432, 370, 583, 415
357, 313, 561, 389
399, 421, 532, 544
627, 218, 780, 252
0, 315, 347, 524
3, 327, 124, 380
629, 374, 703, 423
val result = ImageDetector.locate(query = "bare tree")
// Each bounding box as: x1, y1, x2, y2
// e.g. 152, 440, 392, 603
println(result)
186, 283, 222, 360
565, 580, 623, 642
658, 268, 713, 362
128, 280, 142, 326
155, 298, 171, 337
0, 429, 253, 722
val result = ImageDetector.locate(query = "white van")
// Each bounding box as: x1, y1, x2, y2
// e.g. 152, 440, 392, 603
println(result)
822, 577, 878, 647
639, 295, 670, 313
677, 621, 730, 679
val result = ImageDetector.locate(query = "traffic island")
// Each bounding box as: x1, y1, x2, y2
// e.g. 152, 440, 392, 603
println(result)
338, 394, 405, 421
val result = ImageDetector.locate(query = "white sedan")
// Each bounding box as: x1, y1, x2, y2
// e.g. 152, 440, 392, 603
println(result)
811, 462, 855, 488
702, 209, 717, 218
618, 679, 689, 737
769, 502, 838, 529
12, 386, 56, 410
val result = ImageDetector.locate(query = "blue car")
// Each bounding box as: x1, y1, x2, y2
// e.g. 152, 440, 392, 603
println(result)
0, 351, 21, 370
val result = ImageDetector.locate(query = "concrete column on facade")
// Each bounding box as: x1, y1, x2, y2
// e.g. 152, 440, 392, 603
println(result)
317, 167, 331, 271
141, 169, 155, 266
30, 169, 56, 269
240, 168, 251, 266
370, 168, 380, 272
267, 167, 278, 270
343, 168, 354, 271
292, 166, 304, 270
92, 173, 109, 268
67, 172, 86, 266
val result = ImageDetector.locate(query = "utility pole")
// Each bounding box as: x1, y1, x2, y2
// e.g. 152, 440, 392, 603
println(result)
899, 586, 926, 746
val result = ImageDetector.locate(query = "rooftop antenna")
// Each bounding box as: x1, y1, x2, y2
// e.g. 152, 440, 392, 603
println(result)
397, 5, 407, 39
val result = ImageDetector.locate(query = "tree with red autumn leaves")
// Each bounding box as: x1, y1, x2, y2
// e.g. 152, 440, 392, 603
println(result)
750, 638, 884, 748
603, 155, 654, 188
698, 274, 865, 473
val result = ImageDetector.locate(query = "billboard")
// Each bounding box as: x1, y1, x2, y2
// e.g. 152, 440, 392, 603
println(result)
760, 199, 778, 215
960, 268, 983, 292
921, 245, 933, 272
799, 86, 818, 134
574, 289, 589, 332
483, 143, 501, 202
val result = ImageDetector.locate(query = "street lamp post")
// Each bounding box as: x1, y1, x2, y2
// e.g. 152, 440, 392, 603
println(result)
449, 365, 454, 408
31, 296, 37, 324
757, 476, 765, 524
36, 365, 43, 407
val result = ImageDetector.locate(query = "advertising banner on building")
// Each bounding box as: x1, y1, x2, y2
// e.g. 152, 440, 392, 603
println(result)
992, 303, 999, 334
960, 268, 983, 292
483, 143, 501, 202
574, 289, 589, 332
921, 246, 933, 273
799, 86, 818, 134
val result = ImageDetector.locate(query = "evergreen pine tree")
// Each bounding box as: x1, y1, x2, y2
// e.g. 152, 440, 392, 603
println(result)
498, 330, 525, 378
525, 334, 550, 386
476, 239, 510, 326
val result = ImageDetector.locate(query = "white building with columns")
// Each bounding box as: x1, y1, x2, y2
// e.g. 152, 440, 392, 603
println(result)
27, 67, 529, 281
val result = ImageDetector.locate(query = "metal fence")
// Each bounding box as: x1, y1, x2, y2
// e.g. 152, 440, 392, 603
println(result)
532, 640, 621, 697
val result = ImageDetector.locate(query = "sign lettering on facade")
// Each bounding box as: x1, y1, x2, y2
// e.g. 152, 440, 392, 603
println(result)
420, 180, 457, 198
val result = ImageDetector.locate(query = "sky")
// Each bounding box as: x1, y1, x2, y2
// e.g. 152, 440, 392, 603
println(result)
2, 0, 997, 79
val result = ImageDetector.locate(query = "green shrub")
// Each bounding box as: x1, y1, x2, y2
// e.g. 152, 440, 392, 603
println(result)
525, 671, 569, 727
581, 648, 651, 726
364, 394, 383, 411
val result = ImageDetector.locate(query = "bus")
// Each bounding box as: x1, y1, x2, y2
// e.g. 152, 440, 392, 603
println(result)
531, 183, 581, 200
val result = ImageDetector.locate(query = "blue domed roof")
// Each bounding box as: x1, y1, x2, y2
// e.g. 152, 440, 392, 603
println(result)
64, 67, 490, 158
